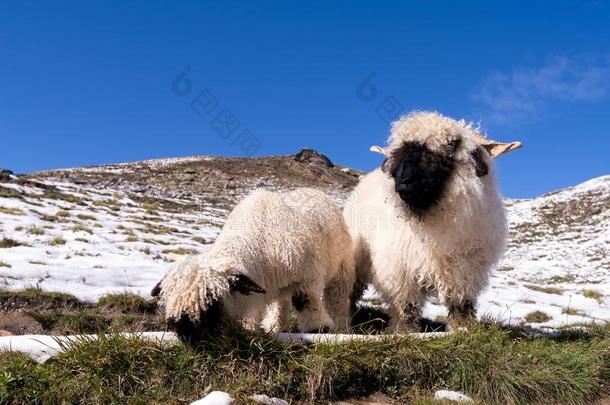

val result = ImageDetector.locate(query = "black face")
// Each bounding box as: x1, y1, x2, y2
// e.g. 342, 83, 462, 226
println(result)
383, 139, 460, 217
161, 274, 266, 345
167, 299, 223, 345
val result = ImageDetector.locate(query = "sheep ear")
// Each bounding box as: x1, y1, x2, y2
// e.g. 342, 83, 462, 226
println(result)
481, 141, 522, 158
230, 274, 266, 295
151, 278, 164, 297
370, 145, 389, 155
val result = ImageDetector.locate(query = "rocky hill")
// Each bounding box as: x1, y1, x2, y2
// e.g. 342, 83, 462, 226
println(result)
29, 149, 361, 211
0, 150, 607, 328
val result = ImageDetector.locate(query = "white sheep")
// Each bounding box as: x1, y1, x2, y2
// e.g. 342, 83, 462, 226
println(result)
343, 111, 521, 331
153, 188, 355, 341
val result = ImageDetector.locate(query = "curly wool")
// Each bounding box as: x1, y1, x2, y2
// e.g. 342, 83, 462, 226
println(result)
344, 111, 507, 329
159, 188, 355, 332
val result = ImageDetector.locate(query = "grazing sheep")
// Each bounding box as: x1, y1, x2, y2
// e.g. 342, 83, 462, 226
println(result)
343, 111, 521, 331
153, 188, 355, 342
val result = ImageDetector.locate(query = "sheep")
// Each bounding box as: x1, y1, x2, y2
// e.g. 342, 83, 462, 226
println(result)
153, 188, 355, 342
343, 111, 521, 331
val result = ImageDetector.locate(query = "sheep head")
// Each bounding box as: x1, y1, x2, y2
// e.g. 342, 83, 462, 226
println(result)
371, 111, 521, 217
155, 255, 266, 344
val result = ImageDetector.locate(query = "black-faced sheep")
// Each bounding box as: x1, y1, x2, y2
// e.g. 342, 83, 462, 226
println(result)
153, 188, 355, 342
343, 111, 521, 331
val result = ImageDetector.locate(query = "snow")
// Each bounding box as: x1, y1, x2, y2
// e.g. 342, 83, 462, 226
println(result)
0, 180, 221, 301
0, 332, 178, 363
1, 173, 608, 327
434, 390, 473, 402
277, 331, 453, 343
190, 391, 233, 405
250, 394, 288, 405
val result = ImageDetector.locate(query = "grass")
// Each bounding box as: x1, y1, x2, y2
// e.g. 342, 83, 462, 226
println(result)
40, 189, 86, 206
0, 206, 25, 216
49, 237, 66, 246
0, 237, 25, 248
141, 224, 179, 235
0, 186, 22, 199
38, 214, 61, 223
520, 299, 537, 304
562, 308, 584, 316
0, 288, 81, 309
31, 311, 109, 334
524, 284, 563, 295
92, 199, 121, 212
0, 261, 11, 268
56, 210, 70, 218
142, 238, 171, 245
121, 227, 136, 236
524, 310, 553, 323
192, 236, 208, 244
141, 202, 159, 213
76, 213, 96, 221
547, 274, 576, 284
0, 322, 608, 404
70, 223, 93, 235
161, 247, 199, 255
98, 293, 157, 314
26, 226, 45, 236
582, 289, 605, 304
28, 260, 47, 265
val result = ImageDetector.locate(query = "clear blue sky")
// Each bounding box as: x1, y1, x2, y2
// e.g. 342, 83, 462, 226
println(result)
1, 1, 609, 197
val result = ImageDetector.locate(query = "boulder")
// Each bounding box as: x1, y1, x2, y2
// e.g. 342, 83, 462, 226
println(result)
0, 168, 15, 182
293, 148, 334, 168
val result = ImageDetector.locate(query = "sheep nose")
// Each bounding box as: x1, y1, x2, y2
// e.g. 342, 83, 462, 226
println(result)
167, 312, 201, 344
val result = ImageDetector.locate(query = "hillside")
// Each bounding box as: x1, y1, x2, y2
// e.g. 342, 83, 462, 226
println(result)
0, 151, 608, 328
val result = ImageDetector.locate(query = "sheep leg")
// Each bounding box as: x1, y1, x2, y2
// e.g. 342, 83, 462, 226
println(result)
292, 287, 335, 333
324, 262, 356, 332
349, 237, 372, 313
388, 290, 423, 333
447, 299, 476, 330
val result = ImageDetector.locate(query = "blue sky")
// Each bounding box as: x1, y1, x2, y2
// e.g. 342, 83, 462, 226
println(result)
1, 1, 609, 198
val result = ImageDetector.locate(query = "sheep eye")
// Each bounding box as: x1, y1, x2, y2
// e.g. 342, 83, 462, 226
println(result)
470, 148, 489, 177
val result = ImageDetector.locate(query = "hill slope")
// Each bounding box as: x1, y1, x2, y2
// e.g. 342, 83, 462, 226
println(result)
0, 152, 607, 327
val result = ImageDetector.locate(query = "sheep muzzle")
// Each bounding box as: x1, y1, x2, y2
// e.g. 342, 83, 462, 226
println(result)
384, 140, 459, 217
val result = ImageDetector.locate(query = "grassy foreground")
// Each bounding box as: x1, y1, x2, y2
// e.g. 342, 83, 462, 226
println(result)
1, 322, 608, 404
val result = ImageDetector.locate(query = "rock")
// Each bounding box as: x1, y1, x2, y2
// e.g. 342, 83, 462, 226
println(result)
434, 390, 473, 402
250, 394, 289, 405
294, 148, 334, 168
0, 330, 13, 337
190, 391, 233, 405
0, 168, 15, 182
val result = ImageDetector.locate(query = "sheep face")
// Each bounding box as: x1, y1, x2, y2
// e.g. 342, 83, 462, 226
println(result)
374, 111, 519, 218
158, 256, 266, 343
381, 138, 461, 216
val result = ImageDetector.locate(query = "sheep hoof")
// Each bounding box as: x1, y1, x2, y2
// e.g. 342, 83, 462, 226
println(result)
447, 318, 475, 332
447, 300, 476, 331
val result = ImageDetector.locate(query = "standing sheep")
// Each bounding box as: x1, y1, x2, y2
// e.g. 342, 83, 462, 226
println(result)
344, 111, 521, 331
153, 188, 355, 342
